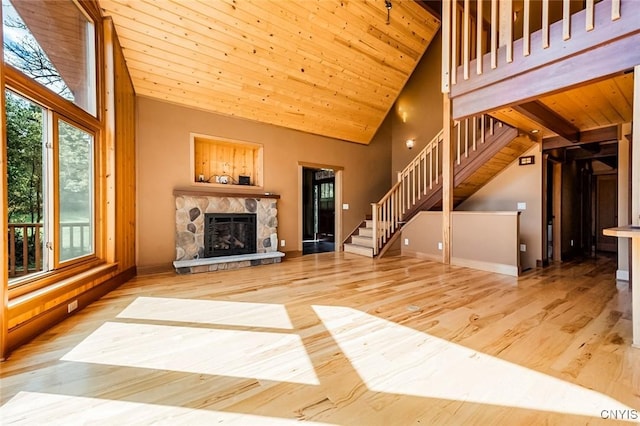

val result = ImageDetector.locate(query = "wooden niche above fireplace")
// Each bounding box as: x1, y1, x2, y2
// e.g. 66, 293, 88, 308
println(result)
191, 133, 263, 188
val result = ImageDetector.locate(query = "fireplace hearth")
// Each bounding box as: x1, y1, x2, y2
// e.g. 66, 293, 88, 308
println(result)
204, 213, 256, 257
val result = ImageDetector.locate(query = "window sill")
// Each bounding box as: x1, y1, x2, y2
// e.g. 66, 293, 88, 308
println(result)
8, 262, 118, 318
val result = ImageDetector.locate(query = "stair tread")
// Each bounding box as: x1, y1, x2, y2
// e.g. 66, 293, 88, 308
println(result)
344, 243, 374, 258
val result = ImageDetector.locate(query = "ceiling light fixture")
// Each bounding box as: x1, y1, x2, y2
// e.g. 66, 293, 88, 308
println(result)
385, 0, 392, 25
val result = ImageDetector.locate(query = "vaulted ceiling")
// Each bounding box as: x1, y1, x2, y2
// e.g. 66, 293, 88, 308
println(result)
99, 0, 441, 144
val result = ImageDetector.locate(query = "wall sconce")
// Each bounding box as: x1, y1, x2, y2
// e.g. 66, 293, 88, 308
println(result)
405, 139, 415, 149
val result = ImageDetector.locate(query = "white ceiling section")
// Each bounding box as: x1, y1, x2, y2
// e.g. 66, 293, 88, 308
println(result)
99, 0, 441, 144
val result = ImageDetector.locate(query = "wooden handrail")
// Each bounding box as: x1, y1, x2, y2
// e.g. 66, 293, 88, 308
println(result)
370, 114, 501, 255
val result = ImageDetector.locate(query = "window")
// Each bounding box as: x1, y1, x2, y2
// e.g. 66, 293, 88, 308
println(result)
6, 90, 96, 283
6, 90, 46, 279
3, 0, 100, 292
57, 119, 94, 262
2, 0, 96, 115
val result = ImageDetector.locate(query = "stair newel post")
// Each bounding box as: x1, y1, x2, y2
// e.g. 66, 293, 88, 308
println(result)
442, 94, 454, 265
371, 203, 379, 256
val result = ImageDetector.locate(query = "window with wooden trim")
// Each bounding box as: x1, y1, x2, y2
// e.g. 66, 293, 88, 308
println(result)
3, 0, 101, 294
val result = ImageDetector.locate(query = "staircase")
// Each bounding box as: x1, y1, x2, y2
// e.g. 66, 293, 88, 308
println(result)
344, 114, 534, 258
344, 219, 375, 257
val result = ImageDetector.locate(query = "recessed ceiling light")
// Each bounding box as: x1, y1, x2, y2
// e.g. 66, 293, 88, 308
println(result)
531, 129, 540, 134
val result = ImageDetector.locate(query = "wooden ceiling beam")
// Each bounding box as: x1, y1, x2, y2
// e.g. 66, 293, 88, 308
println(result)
542, 125, 618, 150
565, 142, 617, 162
513, 100, 580, 142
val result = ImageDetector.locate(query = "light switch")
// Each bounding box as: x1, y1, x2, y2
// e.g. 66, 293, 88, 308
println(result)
342, 203, 349, 210
517, 202, 527, 210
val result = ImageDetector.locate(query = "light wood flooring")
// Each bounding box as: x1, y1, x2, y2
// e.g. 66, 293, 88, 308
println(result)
1, 253, 639, 424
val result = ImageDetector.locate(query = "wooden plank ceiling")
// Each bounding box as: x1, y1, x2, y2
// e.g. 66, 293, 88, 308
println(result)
490, 73, 634, 139
99, 0, 440, 144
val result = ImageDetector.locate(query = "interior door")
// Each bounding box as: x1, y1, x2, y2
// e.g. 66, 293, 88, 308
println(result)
596, 174, 617, 252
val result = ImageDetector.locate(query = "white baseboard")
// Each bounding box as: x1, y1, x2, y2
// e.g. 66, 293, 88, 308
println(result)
616, 269, 630, 281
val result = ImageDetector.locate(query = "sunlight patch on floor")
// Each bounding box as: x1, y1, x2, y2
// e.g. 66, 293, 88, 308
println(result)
0, 391, 335, 425
116, 297, 294, 329
313, 305, 634, 419
61, 322, 318, 385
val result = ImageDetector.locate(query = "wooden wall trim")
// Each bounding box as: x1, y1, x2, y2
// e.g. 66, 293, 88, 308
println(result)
173, 188, 280, 199
1, 3, 8, 361
5, 266, 135, 357
104, 17, 117, 264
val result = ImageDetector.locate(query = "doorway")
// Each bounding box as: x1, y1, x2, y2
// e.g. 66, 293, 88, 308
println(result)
595, 173, 618, 252
302, 167, 335, 255
543, 144, 618, 263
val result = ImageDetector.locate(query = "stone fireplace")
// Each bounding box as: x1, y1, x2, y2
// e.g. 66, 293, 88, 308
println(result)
173, 190, 283, 274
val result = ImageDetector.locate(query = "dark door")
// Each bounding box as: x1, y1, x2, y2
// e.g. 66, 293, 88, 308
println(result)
302, 167, 335, 254
596, 174, 617, 252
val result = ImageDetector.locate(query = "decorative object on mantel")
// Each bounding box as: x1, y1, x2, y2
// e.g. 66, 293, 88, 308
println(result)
173, 190, 283, 274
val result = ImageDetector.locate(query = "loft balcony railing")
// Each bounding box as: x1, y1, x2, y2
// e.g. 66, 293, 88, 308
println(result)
441, 0, 639, 119
8, 222, 91, 279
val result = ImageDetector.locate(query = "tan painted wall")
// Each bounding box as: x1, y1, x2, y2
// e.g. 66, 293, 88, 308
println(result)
392, 32, 443, 178
451, 212, 519, 270
401, 211, 520, 276
400, 212, 442, 260
457, 145, 542, 271
136, 97, 391, 270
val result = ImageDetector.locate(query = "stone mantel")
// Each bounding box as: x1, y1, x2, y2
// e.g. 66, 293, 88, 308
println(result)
173, 187, 280, 199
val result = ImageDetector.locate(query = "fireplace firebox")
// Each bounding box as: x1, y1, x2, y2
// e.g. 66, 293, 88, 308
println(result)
204, 213, 257, 257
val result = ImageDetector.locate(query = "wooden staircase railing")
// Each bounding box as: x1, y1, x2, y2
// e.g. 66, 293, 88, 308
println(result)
371, 115, 505, 256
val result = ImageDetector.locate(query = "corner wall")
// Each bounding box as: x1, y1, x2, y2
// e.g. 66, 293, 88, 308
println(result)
392, 32, 443, 178
457, 145, 542, 271
136, 97, 392, 271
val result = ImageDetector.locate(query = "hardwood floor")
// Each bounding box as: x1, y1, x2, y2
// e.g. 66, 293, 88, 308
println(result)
1, 253, 639, 424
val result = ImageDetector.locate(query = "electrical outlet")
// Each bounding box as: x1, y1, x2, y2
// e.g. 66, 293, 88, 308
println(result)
520, 244, 527, 252
517, 202, 527, 210
438, 242, 443, 250
404, 238, 409, 246
68, 300, 78, 313
280, 239, 286, 247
